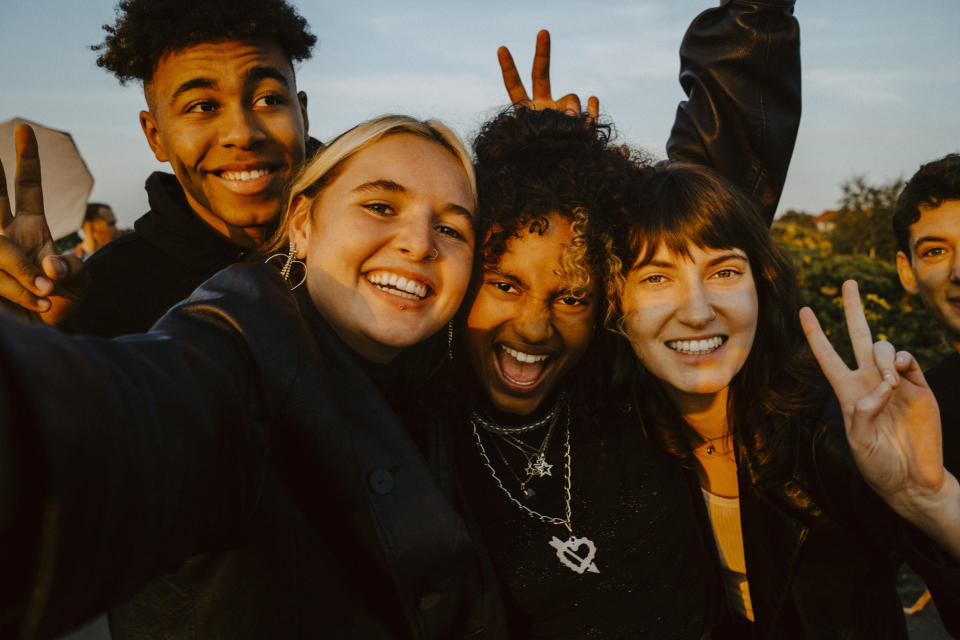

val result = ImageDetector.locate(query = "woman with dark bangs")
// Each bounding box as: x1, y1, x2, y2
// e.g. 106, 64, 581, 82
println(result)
605, 162, 960, 639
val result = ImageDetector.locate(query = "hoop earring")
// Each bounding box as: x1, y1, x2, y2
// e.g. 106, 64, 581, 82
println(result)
266, 240, 307, 290
447, 320, 454, 362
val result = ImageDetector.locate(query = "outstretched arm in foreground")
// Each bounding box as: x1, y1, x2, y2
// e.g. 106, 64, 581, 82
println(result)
800, 280, 960, 561
0, 123, 88, 324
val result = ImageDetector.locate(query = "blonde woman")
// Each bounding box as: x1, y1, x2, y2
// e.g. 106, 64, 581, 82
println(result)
0, 116, 500, 639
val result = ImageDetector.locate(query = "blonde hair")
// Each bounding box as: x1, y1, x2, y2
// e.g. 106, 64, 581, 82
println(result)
262, 114, 477, 256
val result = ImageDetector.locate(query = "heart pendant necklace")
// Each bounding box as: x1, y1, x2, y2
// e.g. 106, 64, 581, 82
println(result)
470, 400, 600, 575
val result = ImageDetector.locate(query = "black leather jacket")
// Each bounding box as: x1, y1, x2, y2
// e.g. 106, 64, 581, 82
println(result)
631, 384, 960, 639
667, 0, 801, 224
1, 264, 501, 639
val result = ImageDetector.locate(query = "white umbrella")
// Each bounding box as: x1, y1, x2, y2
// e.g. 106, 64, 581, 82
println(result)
0, 117, 94, 241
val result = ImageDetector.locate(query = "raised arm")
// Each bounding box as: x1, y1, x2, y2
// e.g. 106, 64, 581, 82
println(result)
667, 0, 801, 223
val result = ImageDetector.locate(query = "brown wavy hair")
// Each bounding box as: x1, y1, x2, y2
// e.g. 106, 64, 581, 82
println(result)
606, 162, 823, 480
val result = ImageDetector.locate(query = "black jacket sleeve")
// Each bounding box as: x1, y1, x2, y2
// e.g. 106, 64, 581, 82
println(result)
667, 0, 801, 223
807, 410, 960, 636
0, 291, 268, 638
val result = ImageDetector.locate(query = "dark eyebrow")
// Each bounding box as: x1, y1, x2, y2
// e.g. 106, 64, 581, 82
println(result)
245, 65, 291, 88
168, 66, 290, 107
484, 266, 525, 288
170, 77, 215, 106
705, 252, 749, 269
913, 235, 948, 250
632, 252, 747, 272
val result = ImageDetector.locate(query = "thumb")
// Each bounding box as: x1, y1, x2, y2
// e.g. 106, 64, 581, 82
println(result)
848, 380, 892, 444
41, 253, 87, 285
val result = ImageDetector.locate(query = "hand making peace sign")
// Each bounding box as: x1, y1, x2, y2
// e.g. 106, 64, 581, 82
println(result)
800, 280, 960, 559
0, 124, 87, 324
498, 30, 599, 120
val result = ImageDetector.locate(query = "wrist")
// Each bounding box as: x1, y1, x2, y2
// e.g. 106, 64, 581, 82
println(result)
898, 471, 960, 561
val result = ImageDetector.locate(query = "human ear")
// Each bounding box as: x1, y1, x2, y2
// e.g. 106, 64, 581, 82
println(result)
288, 194, 313, 259
297, 91, 309, 143
139, 110, 168, 163
896, 250, 919, 295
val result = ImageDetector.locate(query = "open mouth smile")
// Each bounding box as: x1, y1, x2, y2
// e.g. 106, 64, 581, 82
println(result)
496, 344, 552, 389
666, 336, 727, 355
366, 270, 432, 301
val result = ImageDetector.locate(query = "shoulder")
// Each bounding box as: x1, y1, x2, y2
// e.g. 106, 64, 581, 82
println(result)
927, 352, 960, 394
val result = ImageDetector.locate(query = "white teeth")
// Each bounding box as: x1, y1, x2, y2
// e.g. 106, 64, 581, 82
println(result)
221, 168, 270, 181
501, 345, 549, 364
667, 336, 724, 355
366, 271, 428, 299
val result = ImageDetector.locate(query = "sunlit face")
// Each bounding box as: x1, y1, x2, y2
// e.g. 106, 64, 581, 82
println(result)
620, 243, 758, 409
140, 40, 309, 247
464, 213, 599, 415
897, 199, 960, 351
91, 206, 117, 248
290, 134, 475, 363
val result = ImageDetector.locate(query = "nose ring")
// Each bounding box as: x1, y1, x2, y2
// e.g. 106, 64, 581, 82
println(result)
426, 248, 440, 261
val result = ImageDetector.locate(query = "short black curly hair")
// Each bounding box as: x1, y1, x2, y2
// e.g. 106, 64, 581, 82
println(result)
892, 153, 960, 256
473, 107, 645, 298
92, 0, 316, 85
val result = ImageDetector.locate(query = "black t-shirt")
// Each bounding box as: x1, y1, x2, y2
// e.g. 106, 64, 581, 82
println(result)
927, 352, 960, 474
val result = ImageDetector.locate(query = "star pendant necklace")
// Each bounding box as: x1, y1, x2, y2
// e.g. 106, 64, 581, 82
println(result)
470, 399, 600, 575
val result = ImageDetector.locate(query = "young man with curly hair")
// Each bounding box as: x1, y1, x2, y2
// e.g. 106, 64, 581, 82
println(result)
0, 0, 316, 336
893, 153, 960, 470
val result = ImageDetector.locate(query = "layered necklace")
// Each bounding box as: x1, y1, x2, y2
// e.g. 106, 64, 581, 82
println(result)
470, 394, 600, 575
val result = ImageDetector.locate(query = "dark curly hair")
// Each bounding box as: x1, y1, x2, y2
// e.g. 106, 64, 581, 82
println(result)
892, 153, 960, 256
92, 0, 316, 85
606, 163, 823, 482
473, 108, 645, 298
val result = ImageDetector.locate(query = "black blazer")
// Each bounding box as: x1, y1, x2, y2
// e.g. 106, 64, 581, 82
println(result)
684, 399, 960, 639
1, 264, 502, 639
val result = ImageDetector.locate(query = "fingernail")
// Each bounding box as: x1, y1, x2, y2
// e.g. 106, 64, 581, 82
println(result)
37, 297, 51, 312
884, 372, 896, 386
34, 276, 53, 295
51, 257, 66, 278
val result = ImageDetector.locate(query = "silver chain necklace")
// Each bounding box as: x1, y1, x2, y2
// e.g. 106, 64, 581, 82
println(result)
496, 408, 560, 487
470, 404, 600, 575
471, 393, 565, 435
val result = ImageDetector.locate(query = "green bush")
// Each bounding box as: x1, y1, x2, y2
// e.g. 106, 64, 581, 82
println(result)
772, 218, 952, 370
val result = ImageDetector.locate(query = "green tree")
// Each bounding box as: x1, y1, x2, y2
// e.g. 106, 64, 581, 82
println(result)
772, 217, 952, 370
829, 175, 904, 261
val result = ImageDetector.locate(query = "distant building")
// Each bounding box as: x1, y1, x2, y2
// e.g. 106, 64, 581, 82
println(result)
814, 209, 839, 233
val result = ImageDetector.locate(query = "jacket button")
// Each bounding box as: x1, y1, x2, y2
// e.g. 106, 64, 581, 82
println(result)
368, 469, 394, 495
418, 592, 442, 611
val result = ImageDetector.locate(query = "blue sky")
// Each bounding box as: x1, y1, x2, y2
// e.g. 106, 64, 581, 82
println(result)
1, 1, 958, 229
